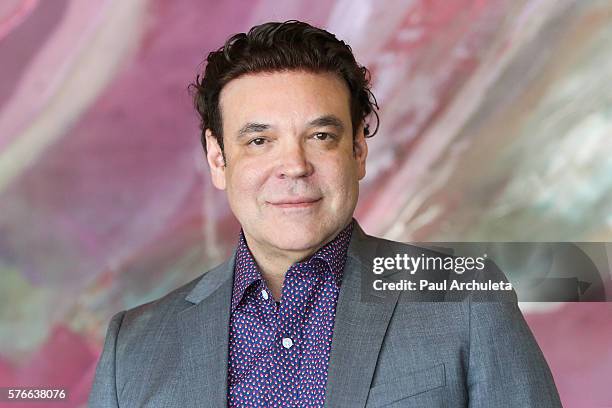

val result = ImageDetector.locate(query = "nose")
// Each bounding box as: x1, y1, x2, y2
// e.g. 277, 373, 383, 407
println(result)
277, 140, 313, 179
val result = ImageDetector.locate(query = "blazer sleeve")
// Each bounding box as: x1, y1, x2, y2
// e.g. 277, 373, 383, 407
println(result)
88, 311, 127, 408
467, 261, 563, 407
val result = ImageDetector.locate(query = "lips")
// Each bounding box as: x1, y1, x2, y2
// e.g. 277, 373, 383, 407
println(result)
268, 197, 322, 208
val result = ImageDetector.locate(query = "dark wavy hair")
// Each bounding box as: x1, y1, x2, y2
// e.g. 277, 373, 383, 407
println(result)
189, 20, 379, 156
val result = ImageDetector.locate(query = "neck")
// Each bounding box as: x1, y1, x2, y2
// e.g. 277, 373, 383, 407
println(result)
242, 225, 347, 301
244, 238, 318, 301
254, 248, 306, 278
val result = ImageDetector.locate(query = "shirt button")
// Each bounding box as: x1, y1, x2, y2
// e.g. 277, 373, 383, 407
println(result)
261, 290, 269, 300
282, 337, 293, 349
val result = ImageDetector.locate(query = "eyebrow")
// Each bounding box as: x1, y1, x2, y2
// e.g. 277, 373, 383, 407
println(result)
237, 122, 271, 139
307, 115, 345, 132
235, 115, 346, 139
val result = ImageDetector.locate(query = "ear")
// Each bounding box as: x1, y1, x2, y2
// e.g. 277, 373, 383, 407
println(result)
205, 129, 227, 190
353, 123, 368, 180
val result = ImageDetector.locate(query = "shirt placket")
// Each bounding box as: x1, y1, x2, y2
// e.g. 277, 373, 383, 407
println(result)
269, 263, 317, 407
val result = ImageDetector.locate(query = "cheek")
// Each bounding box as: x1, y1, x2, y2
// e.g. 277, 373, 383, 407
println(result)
226, 160, 269, 201
324, 158, 359, 198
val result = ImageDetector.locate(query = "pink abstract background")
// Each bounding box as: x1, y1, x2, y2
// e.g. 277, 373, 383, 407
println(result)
1, 1, 611, 407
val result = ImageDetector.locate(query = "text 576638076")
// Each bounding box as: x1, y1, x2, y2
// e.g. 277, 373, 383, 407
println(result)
1, 388, 68, 402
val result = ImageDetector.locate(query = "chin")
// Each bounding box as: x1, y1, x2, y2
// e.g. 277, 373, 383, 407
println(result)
268, 222, 329, 252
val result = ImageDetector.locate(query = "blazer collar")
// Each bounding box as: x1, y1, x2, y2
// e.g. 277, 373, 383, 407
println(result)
185, 249, 236, 305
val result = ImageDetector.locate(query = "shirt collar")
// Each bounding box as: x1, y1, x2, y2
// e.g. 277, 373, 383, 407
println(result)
230, 219, 355, 312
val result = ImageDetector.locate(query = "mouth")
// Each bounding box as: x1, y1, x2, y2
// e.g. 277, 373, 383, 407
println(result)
267, 197, 322, 209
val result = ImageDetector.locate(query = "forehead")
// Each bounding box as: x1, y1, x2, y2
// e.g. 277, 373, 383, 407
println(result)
219, 71, 351, 129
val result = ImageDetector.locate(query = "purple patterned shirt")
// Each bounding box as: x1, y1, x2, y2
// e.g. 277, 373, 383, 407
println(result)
227, 221, 354, 407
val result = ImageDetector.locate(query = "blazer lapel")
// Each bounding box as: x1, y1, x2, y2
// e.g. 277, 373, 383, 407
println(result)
177, 254, 235, 408
325, 222, 403, 408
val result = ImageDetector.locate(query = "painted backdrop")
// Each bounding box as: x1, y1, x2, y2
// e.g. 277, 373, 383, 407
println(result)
0, 1, 611, 407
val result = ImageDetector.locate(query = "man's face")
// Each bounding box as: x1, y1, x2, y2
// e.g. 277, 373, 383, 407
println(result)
206, 71, 367, 258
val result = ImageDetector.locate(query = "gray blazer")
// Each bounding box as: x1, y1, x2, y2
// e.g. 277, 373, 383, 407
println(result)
89, 222, 562, 407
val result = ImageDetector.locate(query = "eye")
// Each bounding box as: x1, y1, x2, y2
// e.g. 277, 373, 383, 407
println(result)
248, 137, 267, 146
313, 132, 334, 141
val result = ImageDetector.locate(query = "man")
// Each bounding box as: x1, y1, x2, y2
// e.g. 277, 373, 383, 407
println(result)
89, 21, 562, 407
